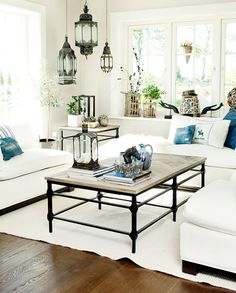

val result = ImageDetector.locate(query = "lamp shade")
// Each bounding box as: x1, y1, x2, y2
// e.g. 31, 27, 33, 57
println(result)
57, 36, 77, 85
100, 42, 113, 73
75, 4, 98, 57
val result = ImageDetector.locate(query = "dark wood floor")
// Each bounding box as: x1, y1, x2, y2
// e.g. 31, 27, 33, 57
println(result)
0, 233, 234, 293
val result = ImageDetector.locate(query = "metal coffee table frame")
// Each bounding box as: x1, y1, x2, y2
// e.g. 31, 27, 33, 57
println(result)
47, 161, 205, 253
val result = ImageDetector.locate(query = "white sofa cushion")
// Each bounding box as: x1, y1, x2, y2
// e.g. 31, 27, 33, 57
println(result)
168, 115, 230, 148
161, 143, 236, 168
230, 169, 236, 183
98, 133, 236, 169
9, 122, 39, 149
183, 179, 236, 236
0, 149, 72, 180
99, 134, 169, 160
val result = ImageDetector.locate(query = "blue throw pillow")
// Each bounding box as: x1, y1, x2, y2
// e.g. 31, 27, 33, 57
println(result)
223, 108, 236, 149
174, 125, 196, 144
0, 137, 23, 161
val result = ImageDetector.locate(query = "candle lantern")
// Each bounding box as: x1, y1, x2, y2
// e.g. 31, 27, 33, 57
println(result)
72, 124, 99, 170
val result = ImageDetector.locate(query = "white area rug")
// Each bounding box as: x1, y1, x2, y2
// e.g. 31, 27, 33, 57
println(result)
0, 190, 235, 291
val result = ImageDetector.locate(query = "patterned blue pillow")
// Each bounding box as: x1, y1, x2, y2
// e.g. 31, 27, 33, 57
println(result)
0, 137, 23, 161
224, 108, 236, 149
174, 125, 196, 144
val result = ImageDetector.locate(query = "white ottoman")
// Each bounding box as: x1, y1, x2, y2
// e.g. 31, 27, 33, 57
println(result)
180, 179, 236, 275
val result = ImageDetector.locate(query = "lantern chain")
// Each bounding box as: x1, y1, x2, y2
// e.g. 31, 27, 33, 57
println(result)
66, 0, 68, 37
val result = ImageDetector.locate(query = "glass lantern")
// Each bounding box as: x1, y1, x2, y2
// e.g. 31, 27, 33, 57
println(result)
57, 36, 77, 85
72, 125, 99, 170
100, 42, 113, 73
75, 3, 98, 58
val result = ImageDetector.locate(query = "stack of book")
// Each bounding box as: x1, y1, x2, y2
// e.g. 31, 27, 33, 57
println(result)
102, 170, 152, 186
67, 164, 115, 180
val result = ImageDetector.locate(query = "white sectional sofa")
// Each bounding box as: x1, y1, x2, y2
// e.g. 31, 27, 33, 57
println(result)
100, 114, 236, 185
180, 177, 236, 275
0, 122, 73, 215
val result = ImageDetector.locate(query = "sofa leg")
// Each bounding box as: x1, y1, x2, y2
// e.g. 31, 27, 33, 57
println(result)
182, 260, 199, 275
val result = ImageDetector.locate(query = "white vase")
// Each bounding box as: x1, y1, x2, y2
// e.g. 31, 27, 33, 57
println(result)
67, 114, 82, 127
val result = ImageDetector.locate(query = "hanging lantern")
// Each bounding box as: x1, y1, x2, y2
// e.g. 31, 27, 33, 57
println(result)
100, 0, 113, 73
57, 36, 77, 85
57, 0, 77, 85
75, 2, 98, 58
100, 42, 113, 73
72, 124, 99, 170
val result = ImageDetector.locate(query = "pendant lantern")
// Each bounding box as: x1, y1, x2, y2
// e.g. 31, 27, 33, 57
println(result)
100, 0, 113, 72
75, 1, 98, 58
57, 0, 77, 85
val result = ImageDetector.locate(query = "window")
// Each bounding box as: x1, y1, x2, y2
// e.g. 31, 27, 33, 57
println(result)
0, 1, 44, 128
131, 25, 167, 87
131, 25, 167, 111
110, 3, 236, 117
175, 23, 213, 108
223, 20, 236, 104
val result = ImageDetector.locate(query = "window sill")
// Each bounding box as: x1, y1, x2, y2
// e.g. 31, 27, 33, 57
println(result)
109, 116, 171, 122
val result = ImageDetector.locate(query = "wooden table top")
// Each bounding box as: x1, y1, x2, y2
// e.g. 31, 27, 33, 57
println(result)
46, 153, 206, 196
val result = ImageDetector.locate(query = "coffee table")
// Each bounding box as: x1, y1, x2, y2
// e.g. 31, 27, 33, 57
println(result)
46, 153, 206, 253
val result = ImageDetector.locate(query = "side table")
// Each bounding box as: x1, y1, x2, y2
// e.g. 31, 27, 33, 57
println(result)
59, 124, 120, 150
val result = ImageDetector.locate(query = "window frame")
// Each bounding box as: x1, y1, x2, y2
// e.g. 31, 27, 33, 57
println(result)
110, 2, 236, 118
221, 18, 236, 108
128, 23, 170, 112
172, 20, 218, 108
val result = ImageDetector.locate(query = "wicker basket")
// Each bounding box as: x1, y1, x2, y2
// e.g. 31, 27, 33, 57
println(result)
124, 92, 141, 117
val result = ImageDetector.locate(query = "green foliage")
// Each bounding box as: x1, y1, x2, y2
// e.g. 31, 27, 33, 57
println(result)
142, 84, 165, 100
67, 96, 82, 115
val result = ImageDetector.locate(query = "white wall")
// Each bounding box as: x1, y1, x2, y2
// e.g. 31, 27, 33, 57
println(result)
27, 0, 235, 138
24, 0, 82, 138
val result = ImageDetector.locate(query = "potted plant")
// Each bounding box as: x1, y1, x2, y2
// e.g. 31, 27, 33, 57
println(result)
67, 96, 83, 127
39, 73, 61, 148
142, 84, 165, 118
181, 41, 193, 63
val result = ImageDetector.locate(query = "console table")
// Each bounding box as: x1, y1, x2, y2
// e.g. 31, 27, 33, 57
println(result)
59, 124, 120, 150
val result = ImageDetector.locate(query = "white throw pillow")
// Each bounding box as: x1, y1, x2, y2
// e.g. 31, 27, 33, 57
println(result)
208, 119, 230, 148
168, 114, 230, 148
193, 123, 213, 144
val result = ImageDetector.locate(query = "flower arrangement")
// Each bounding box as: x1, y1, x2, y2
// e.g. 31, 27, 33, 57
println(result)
120, 48, 144, 93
